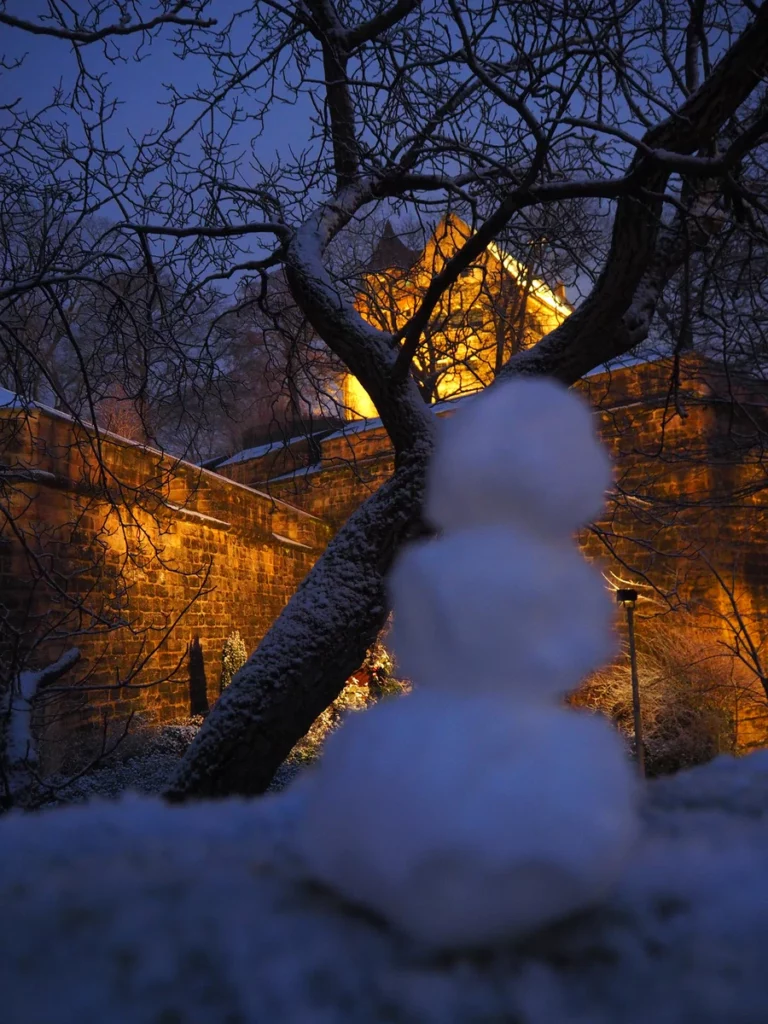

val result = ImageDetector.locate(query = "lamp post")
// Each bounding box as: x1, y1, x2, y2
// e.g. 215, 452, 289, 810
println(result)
616, 588, 645, 776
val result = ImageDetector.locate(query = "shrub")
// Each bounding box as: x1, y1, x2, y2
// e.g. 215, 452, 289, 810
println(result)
286, 635, 409, 767
220, 631, 248, 695
571, 618, 739, 776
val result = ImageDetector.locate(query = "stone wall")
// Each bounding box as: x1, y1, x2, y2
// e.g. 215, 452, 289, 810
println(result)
0, 402, 330, 769
217, 354, 768, 747
5, 354, 768, 766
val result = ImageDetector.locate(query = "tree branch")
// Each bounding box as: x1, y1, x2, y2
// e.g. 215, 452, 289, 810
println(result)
121, 221, 290, 240
0, 5, 216, 44
344, 0, 421, 50
495, 0, 768, 386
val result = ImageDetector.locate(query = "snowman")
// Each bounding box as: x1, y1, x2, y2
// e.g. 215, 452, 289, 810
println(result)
297, 377, 639, 950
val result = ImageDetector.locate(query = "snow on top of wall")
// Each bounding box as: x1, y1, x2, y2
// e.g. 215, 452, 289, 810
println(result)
583, 353, 666, 378
320, 415, 384, 442
0, 387, 324, 524
266, 464, 325, 484
218, 439, 283, 467
197, 469, 325, 522
218, 417, 392, 469
271, 532, 315, 551
164, 503, 232, 529
221, 357, 668, 472
486, 240, 573, 319
0, 386, 24, 409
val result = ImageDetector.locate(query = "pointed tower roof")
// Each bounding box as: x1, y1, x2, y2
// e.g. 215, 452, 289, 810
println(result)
366, 221, 420, 273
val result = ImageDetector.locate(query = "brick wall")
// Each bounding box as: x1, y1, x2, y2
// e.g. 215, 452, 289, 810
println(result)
217, 354, 768, 747
0, 403, 330, 769
6, 354, 768, 765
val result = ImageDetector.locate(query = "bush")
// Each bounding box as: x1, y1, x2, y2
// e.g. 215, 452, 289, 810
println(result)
220, 631, 248, 695
279, 636, 410, 772
571, 618, 739, 776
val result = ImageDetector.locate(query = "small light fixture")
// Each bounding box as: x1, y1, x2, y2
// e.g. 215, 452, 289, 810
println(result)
615, 587, 644, 776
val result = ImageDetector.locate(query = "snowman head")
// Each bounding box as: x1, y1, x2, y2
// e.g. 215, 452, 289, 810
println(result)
424, 376, 612, 539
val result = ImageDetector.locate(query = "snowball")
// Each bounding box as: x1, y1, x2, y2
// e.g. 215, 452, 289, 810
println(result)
298, 693, 638, 950
425, 378, 612, 537
388, 526, 617, 698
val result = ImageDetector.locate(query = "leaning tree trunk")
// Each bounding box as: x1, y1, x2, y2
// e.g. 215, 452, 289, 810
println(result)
165, 441, 431, 800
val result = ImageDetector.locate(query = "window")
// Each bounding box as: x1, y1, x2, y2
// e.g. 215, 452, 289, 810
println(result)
466, 310, 487, 330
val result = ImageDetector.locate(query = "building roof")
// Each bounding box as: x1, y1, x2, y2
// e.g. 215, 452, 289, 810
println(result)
366, 221, 420, 274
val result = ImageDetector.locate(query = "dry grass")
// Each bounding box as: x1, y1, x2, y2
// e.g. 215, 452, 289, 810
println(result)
571, 618, 747, 776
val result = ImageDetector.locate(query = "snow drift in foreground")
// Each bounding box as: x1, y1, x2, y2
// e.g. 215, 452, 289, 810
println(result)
1, 753, 768, 1023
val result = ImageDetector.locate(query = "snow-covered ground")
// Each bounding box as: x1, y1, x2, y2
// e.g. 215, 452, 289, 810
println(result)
1, 751, 768, 1023
23, 718, 305, 808
33, 721, 206, 806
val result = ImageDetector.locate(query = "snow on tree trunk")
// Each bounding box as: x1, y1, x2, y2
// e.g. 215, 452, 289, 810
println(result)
166, 444, 431, 800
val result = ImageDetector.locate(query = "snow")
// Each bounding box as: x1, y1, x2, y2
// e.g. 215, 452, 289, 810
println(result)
4, 649, 81, 766
583, 353, 666, 378
424, 377, 613, 537
165, 502, 231, 529
0, 385, 24, 408
0, 467, 59, 484
290, 204, 397, 364
271, 531, 314, 550
6, 671, 41, 765
299, 694, 637, 948
486, 240, 572, 319
2, 754, 768, 1021
199, 469, 324, 521
36, 721, 204, 806
266, 463, 324, 483
0, 386, 322, 524
297, 377, 635, 949
217, 439, 282, 467
388, 527, 617, 697
321, 414, 384, 441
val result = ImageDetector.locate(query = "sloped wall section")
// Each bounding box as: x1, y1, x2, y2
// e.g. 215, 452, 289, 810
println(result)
0, 399, 330, 769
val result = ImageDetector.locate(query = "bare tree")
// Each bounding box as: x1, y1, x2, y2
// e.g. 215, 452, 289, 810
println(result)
1, 0, 767, 798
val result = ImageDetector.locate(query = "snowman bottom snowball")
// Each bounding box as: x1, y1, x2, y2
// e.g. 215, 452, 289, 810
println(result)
298, 694, 638, 950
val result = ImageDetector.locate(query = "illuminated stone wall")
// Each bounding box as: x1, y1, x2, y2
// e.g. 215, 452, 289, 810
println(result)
6, 351, 768, 765
0, 404, 329, 769
220, 353, 768, 747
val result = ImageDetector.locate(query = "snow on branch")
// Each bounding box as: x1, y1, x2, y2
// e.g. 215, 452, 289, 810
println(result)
0, 7, 217, 44
3, 649, 81, 767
